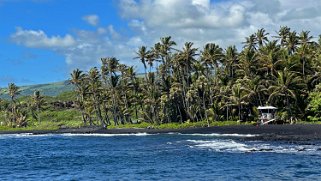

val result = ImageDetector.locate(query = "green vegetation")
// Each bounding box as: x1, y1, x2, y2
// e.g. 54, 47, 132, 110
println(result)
1, 26, 321, 131
0, 92, 83, 130
0, 81, 74, 100
67, 26, 321, 128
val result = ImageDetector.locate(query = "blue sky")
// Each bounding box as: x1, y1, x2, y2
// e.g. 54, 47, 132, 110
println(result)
0, 0, 125, 86
1, 0, 321, 87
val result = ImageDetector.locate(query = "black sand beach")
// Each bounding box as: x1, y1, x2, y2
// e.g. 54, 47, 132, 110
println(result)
1, 124, 321, 141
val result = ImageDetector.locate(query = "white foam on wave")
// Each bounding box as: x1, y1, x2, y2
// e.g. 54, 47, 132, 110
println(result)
61, 132, 151, 137
187, 139, 252, 152
186, 139, 321, 154
163, 132, 258, 138
0, 132, 153, 139
0, 133, 55, 139
185, 133, 258, 138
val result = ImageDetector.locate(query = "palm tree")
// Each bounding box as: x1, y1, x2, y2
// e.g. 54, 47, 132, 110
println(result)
110, 74, 122, 125
299, 31, 313, 46
32, 90, 45, 123
8, 83, 19, 126
242, 76, 266, 106
285, 31, 299, 55
135, 46, 149, 76
101, 58, 123, 125
195, 75, 210, 126
70, 69, 85, 87
146, 51, 155, 73
255, 28, 269, 47
70, 69, 88, 125
200, 43, 223, 76
296, 44, 312, 78
159, 36, 177, 58
174, 42, 198, 119
268, 68, 305, 119
127, 66, 140, 118
66, 27, 321, 126
142, 72, 160, 124
224, 45, 238, 79
229, 83, 248, 121
238, 48, 257, 78
8, 83, 19, 102
275, 26, 290, 47
257, 40, 282, 77
15, 108, 28, 127
88, 67, 105, 128
177, 42, 198, 82
243, 34, 257, 50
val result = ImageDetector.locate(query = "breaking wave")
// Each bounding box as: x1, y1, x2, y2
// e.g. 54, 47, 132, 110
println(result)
61, 133, 151, 137
0, 133, 56, 139
186, 139, 321, 154
183, 133, 258, 137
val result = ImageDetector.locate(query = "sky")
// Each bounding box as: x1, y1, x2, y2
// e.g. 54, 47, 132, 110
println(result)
1, 0, 321, 87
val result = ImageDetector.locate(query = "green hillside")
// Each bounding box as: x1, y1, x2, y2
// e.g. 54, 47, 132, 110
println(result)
0, 73, 145, 100
0, 81, 75, 99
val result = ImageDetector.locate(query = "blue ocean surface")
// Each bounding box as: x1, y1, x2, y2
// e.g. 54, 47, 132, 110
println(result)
1, 133, 321, 180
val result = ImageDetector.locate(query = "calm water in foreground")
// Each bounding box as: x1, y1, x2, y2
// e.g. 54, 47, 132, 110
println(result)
1, 133, 321, 180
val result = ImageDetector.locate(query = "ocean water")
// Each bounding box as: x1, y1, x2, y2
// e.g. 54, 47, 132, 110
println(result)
1, 133, 321, 180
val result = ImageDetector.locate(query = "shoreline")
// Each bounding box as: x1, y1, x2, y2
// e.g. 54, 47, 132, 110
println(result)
1, 124, 321, 141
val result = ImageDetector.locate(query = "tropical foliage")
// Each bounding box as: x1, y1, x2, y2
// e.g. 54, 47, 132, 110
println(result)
1, 27, 321, 128
67, 27, 321, 127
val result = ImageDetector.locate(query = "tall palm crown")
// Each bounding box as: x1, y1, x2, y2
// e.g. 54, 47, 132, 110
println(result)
177, 42, 198, 70
285, 31, 299, 54
8, 83, 19, 102
276, 26, 290, 46
200, 43, 223, 69
243, 34, 257, 50
160, 36, 177, 56
224, 45, 238, 78
258, 40, 282, 76
268, 68, 305, 107
255, 28, 269, 47
70, 69, 85, 88
135, 46, 149, 71
299, 31, 313, 46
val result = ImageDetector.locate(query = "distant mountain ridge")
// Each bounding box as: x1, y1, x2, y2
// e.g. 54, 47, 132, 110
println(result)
0, 81, 75, 99
0, 73, 146, 100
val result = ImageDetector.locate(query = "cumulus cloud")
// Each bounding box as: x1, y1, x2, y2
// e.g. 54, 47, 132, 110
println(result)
10, 0, 321, 72
11, 27, 76, 48
11, 26, 137, 71
119, 0, 321, 49
119, 0, 245, 29
83, 14, 99, 26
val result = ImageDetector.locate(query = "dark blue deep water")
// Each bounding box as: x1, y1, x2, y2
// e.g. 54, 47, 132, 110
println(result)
1, 133, 321, 180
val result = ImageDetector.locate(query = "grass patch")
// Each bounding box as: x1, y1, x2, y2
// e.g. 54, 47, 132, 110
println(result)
108, 122, 150, 129
0, 109, 83, 131
106, 120, 250, 130
28, 109, 83, 129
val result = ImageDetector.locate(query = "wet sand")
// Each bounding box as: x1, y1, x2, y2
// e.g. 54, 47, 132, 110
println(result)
1, 124, 321, 141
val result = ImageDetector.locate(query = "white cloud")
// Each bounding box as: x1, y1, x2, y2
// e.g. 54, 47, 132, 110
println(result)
10, 0, 321, 73
107, 25, 120, 39
118, 0, 321, 49
119, 0, 245, 29
127, 36, 144, 47
82, 14, 99, 26
11, 26, 136, 71
11, 27, 75, 48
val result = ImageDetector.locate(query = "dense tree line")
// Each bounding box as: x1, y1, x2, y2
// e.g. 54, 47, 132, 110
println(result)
0, 84, 81, 128
1, 26, 321, 128
69, 27, 321, 128
0, 83, 46, 127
